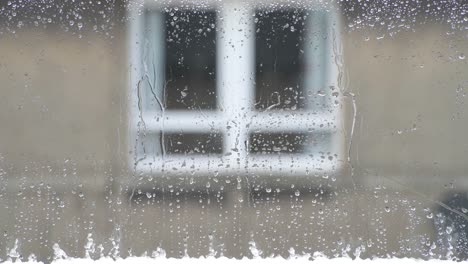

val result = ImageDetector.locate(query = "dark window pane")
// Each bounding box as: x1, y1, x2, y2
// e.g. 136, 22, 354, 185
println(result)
165, 10, 217, 110
165, 133, 223, 154
250, 132, 308, 154
255, 9, 306, 111
249, 132, 333, 155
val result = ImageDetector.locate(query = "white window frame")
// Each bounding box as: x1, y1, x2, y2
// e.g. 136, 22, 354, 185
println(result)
127, 0, 344, 178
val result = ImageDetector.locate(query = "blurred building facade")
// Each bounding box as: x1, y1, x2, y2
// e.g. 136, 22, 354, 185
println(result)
0, 0, 466, 262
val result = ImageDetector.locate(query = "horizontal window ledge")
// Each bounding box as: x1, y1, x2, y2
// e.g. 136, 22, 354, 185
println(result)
139, 110, 340, 133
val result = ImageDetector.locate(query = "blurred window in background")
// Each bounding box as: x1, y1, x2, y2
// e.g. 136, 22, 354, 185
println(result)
128, 3, 344, 179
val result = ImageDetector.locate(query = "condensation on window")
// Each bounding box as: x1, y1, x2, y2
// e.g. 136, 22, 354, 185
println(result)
0, 0, 467, 262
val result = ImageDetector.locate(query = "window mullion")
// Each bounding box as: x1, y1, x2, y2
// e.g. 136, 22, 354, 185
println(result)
217, 2, 255, 171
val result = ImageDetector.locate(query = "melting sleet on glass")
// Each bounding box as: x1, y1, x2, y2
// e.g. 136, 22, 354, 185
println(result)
0, 0, 467, 262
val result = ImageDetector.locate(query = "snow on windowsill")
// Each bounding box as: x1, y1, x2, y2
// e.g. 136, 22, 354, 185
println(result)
2, 242, 461, 263
1, 256, 461, 264
0, 240, 459, 264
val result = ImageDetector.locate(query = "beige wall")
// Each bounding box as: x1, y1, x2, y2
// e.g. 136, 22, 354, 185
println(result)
0, 30, 127, 190
343, 25, 468, 191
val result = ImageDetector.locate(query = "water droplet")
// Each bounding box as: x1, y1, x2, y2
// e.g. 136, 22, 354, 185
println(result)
446, 226, 453, 235
458, 53, 465, 60
317, 90, 326, 97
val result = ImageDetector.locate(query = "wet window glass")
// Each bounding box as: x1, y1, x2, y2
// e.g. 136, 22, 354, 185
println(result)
255, 9, 307, 111
0, 0, 467, 262
164, 9, 217, 110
